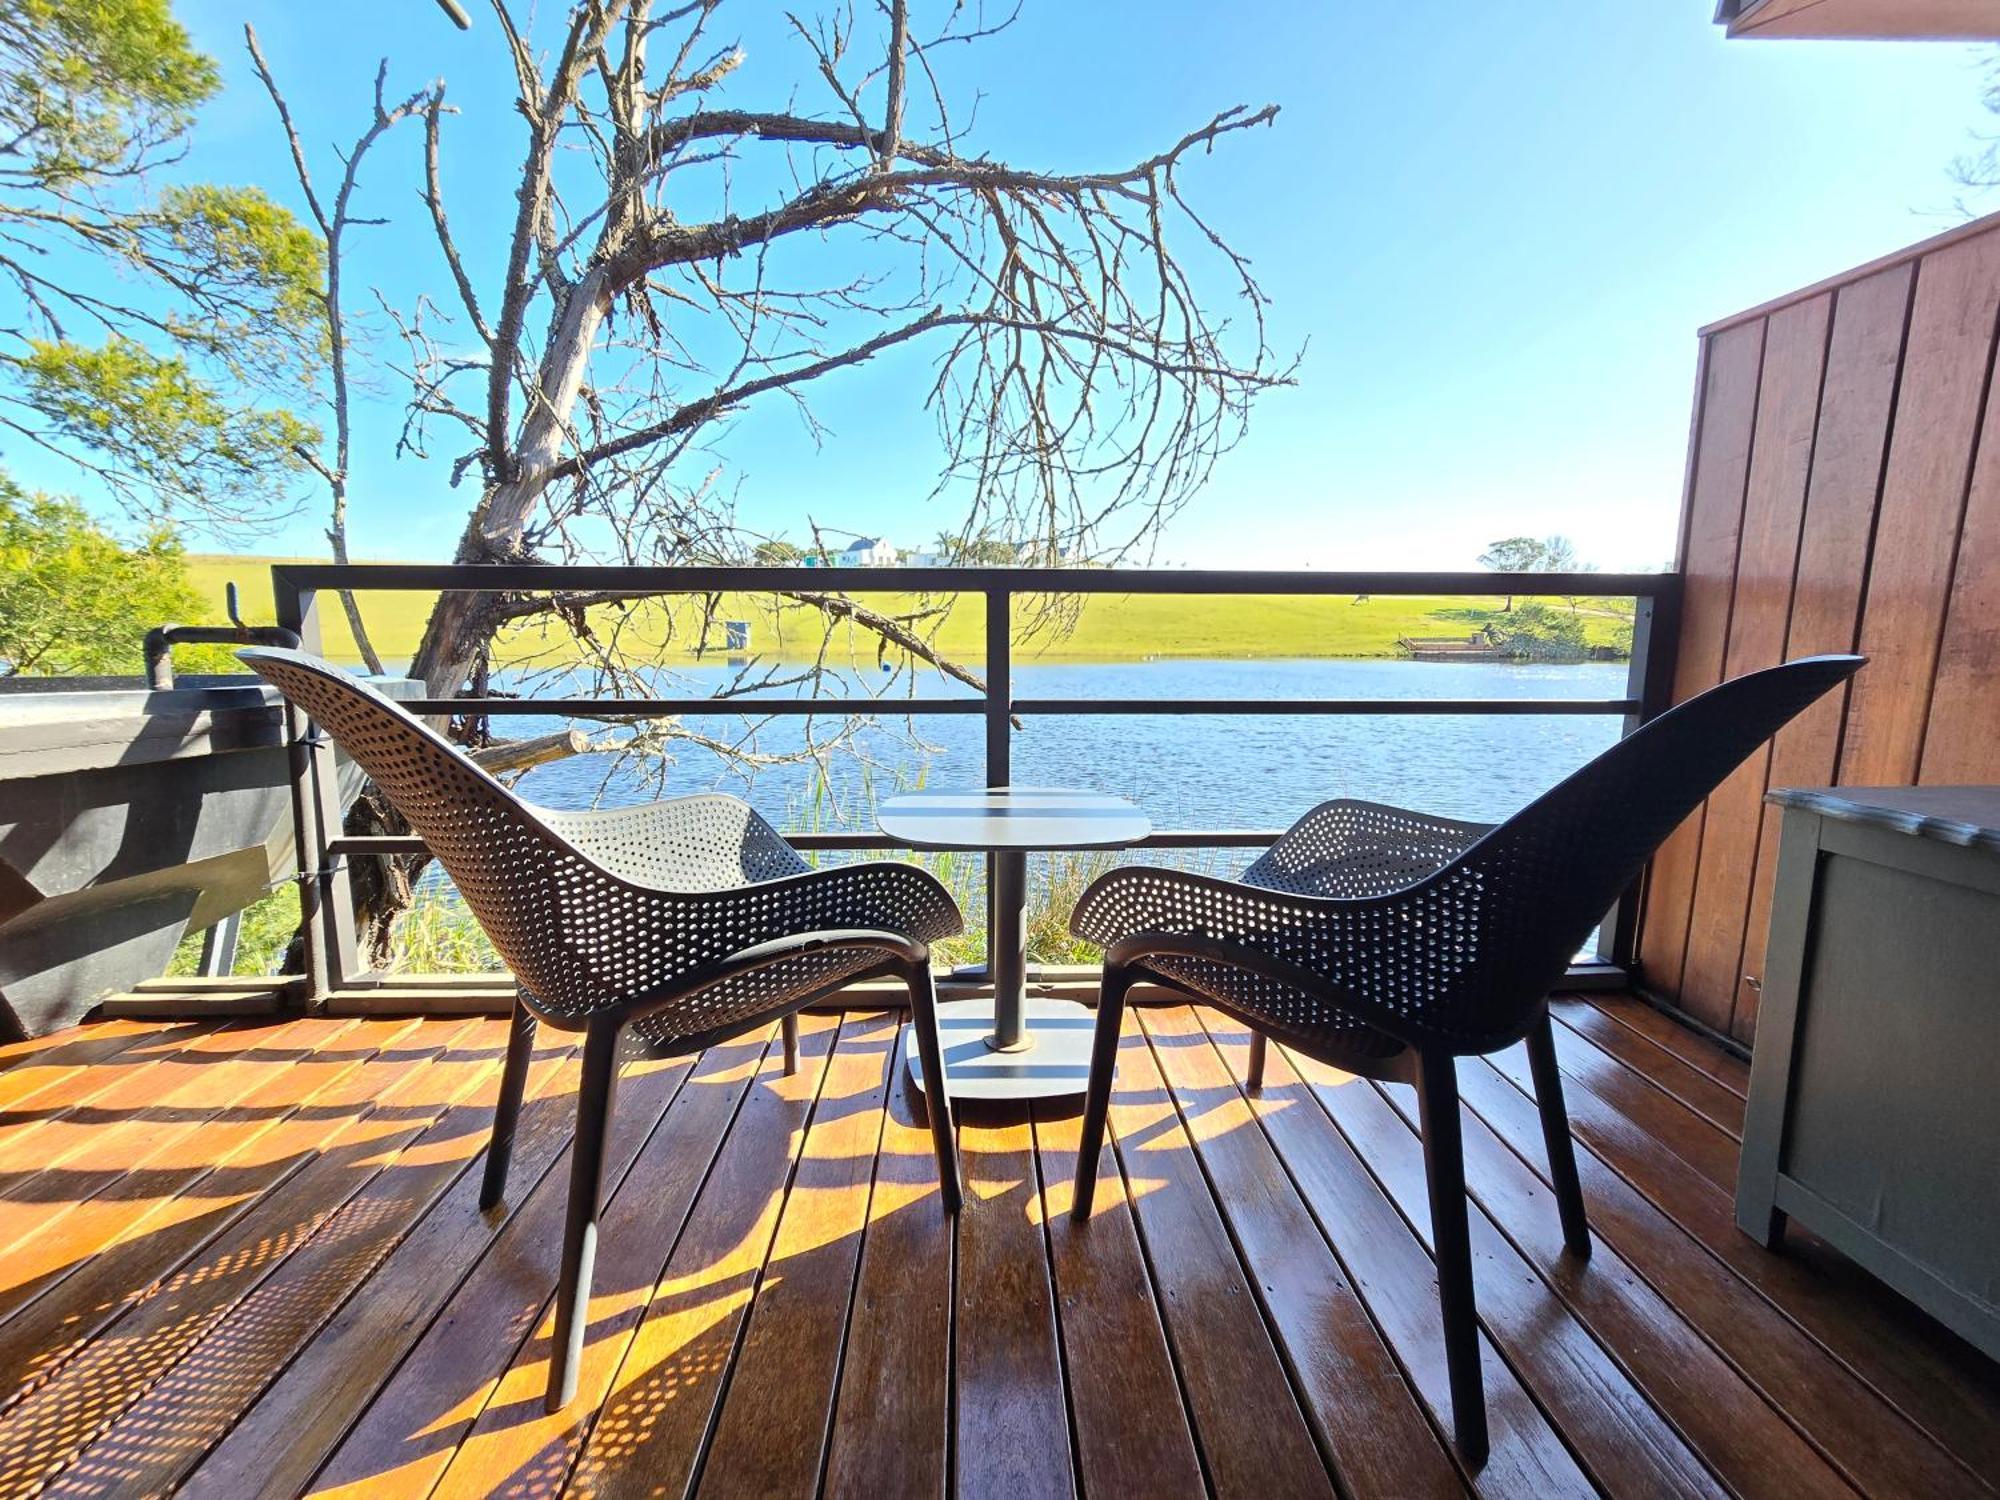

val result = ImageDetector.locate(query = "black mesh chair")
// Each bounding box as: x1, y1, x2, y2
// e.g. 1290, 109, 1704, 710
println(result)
1067, 654, 1864, 1461
238, 647, 965, 1410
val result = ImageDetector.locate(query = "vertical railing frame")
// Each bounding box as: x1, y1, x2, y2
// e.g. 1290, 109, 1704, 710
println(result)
269, 564, 1679, 1006
1592, 580, 1685, 970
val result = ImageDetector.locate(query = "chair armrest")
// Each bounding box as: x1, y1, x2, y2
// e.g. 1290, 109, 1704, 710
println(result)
1069, 862, 1450, 1046
673, 858, 965, 949
1071, 864, 1372, 949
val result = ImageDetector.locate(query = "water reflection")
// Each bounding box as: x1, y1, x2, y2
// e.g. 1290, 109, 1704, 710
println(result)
501, 657, 1627, 833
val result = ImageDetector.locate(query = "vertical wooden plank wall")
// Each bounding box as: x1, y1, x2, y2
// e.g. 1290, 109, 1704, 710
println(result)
1637, 210, 2000, 1045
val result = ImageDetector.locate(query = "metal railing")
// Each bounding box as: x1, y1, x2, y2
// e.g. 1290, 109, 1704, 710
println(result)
270, 563, 1682, 1002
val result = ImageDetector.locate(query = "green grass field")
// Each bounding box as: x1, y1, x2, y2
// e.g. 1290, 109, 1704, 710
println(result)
188, 555, 1632, 665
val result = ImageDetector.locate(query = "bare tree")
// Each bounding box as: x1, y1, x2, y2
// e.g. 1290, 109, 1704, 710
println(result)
244, 26, 434, 676
1953, 52, 2000, 215
383, 0, 1289, 699
260, 0, 1289, 960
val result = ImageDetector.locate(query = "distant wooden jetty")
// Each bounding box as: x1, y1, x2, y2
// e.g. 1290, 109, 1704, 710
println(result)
1397, 632, 1511, 662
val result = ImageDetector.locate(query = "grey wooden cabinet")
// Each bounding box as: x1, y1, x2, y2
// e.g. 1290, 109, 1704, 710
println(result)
1738, 786, 2000, 1363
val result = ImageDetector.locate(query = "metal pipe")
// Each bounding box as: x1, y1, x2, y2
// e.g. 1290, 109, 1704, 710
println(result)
143, 623, 301, 690
266, 561, 1678, 599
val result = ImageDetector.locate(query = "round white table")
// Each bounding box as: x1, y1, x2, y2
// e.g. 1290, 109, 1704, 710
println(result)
876, 786, 1150, 1102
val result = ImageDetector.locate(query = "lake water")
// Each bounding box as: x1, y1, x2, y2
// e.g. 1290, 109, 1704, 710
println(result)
497, 656, 1629, 848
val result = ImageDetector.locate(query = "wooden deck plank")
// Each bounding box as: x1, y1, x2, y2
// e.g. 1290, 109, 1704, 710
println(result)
1572, 994, 1748, 1098
820, 1024, 954, 1500
692, 1013, 896, 1500
0, 1018, 353, 1268
559, 1014, 838, 1500
0, 1008, 1993, 1500
0, 1021, 150, 1073
1227, 1036, 1591, 1498
1480, 1044, 2000, 1483
1340, 1064, 1854, 1498
1536, 1020, 1739, 1194
0, 1018, 421, 1411
1099, 1008, 1344, 1499
423, 1028, 775, 1500
0, 1022, 159, 1109
178, 1029, 583, 1500
47, 1018, 519, 1496
304, 1023, 732, 1498
1550, 999, 1745, 1138
0, 1018, 385, 1409
1140, 1006, 1464, 1500
1454, 1049, 1995, 1499
954, 1101, 1076, 1500
0, 1021, 216, 1182
0, 1019, 327, 1242
1032, 1097, 1207, 1500
0, 1017, 486, 1500
1232, 1022, 1685, 1500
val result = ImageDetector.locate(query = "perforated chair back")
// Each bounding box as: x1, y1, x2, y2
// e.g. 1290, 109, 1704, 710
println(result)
1433, 652, 1863, 1044
238, 646, 619, 1009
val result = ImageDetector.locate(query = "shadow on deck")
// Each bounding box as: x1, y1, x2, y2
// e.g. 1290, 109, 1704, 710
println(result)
0, 995, 1992, 1498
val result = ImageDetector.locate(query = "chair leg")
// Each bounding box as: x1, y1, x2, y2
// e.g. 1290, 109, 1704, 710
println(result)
547, 1016, 620, 1412
781, 1012, 800, 1076
480, 998, 538, 1212
1246, 1029, 1269, 1091
1071, 962, 1132, 1223
906, 960, 961, 1215
1416, 1049, 1488, 1464
1525, 1009, 1591, 1257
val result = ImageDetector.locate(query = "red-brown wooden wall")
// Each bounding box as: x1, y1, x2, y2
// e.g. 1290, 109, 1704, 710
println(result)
1637, 210, 2000, 1044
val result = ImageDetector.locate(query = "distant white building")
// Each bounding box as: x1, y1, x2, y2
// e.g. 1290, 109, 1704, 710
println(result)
838, 537, 901, 567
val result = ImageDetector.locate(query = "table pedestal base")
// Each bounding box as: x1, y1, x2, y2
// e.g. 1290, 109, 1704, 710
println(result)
906, 996, 1096, 1103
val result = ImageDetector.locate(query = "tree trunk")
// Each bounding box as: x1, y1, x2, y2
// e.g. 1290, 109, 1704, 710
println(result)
357, 271, 615, 961
409, 265, 614, 695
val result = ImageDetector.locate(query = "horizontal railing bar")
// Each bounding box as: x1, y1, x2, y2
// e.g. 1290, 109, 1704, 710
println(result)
327, 837, 426, 856
327, 827, 1287, 859
1133, 829, 1281, 848
271, 561, 1676, 598
398, 695, 1638, 718
1011, 697, 1640, 717
402, 696, 983, 717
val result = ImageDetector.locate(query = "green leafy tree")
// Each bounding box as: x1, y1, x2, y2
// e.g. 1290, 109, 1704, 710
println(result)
1538, 533, 1578, 571
935, 531, 1025, 567
0, 469, 213, 675
751, 538, 803, 566
0, 0, 323, 531
1476, 536, 1545, 610
1490, 599, 1590, 661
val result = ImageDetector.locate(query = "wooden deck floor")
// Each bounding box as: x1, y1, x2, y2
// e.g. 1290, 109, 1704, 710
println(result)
0, 996, 1995, 1498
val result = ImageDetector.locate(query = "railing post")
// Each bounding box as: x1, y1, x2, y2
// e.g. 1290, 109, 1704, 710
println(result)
1597, 580, 1683, 968
984, 586, 1025, 1043
984, 586, 1011, 786
273, 571, 330, 1006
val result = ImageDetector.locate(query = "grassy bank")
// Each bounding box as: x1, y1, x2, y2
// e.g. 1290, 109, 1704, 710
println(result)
191, 555, 1633, 664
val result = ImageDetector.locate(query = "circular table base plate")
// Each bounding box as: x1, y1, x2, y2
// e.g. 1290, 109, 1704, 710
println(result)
907, 996, 1097, 1103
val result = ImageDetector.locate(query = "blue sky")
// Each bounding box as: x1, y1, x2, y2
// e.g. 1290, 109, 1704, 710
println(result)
20, 3, 2000, 570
